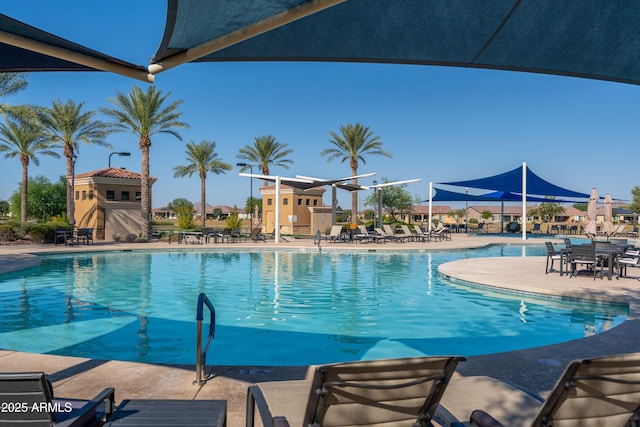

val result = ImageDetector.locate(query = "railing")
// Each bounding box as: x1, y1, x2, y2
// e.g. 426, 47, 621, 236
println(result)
194, 292, 216, 385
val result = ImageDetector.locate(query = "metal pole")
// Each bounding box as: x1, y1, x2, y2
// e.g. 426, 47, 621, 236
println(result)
465, 188, 469, 234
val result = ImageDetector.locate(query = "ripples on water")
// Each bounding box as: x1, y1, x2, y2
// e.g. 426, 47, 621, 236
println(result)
0, 245, 628, 365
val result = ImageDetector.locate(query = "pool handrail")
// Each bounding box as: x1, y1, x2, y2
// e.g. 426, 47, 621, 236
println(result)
194, 292, 216, 385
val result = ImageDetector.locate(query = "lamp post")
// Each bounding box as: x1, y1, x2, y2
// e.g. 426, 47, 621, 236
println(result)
465, 187, 469, 234
237, 163, 254, 232
108, 151, 131, 167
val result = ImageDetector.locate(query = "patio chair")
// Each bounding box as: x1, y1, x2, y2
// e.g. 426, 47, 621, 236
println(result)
246, 356, 465, 427
400, 225, 419, 241
569, 244, 603, 280
544, 242, 563, 274
0, 372, 115, 426
468, 352, 640, 427
619, 249, 640, 278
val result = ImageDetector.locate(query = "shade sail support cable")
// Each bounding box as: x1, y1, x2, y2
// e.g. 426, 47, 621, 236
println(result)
0, 29, 154, 83
148, 0, 345, 75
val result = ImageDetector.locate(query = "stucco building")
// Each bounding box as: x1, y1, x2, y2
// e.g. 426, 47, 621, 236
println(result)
72, 167, 156, 240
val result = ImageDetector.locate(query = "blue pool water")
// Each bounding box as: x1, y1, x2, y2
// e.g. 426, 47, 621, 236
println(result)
0, 245, 627, 365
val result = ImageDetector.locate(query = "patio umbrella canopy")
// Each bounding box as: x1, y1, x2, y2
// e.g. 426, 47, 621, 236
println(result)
603, 193, 614, 238
584, 188, 599, 239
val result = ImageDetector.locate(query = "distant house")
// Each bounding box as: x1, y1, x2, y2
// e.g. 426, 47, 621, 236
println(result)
468, 205, 524, 224
398, 205, 454, 225
73, 167, 156, 240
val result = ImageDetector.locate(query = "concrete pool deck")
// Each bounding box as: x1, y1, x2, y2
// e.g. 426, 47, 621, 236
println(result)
1, 234, 639, 426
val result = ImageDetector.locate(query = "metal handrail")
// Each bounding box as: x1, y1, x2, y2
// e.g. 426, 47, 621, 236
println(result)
194, 292, 215, 385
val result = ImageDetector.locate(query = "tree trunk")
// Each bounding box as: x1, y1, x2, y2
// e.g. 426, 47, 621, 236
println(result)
64, 146, 74, 222
140, 140, 151, 240
351, 165, 358, 224
201, 175, 206, 230
20, 159, 28, 223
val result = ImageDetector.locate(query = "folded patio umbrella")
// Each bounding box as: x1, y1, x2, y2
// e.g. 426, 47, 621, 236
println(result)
584, 188, 598, 239
603, 193, 614, 238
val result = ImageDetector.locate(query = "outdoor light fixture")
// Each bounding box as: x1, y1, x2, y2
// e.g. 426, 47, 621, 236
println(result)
108, 151, 131, 167
237, 162, 254, 232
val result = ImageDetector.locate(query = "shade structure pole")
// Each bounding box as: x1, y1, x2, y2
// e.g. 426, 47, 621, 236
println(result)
148, 0, 345, 75
522, 162, 527, 240
275, 176, 281, 243
0, 29, 154, 83
428, 182, 433, 232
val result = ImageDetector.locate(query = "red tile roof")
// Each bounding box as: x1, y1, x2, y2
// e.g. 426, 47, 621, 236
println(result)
75, 167, 157, 181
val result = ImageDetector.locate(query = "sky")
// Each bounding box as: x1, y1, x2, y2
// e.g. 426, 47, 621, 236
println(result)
2, 1, 639, 211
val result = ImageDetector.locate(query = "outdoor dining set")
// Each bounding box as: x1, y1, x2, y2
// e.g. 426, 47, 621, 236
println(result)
545, 238, 640, 280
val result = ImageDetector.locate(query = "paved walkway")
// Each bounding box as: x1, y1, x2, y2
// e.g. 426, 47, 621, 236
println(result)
1, 234, 639, 426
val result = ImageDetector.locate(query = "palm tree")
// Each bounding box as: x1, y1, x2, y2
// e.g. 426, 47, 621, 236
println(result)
102, 85, 189, 239
321, 123, 392, 223
39, 99, 113, 224
0, 73, 28, 119
0, 115, 59, 222
173, 140, 232, 230
236, 135, 294, 185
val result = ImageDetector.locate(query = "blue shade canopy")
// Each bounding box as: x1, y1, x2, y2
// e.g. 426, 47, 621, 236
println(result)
439, 165, 592, 199
151, 0, 640, 85
428, 188, 577, 203
0, 14, 151, 81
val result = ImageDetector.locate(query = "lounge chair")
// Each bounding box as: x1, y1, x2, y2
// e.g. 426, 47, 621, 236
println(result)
246, 356, 465, 427
325, 225, 345, 243
431, 224, 451, 241
413, 225, 432, 242
474, 223, 489, 234
467, 352, 640, 427
544, 242, 563, 274
373, 227, 395, 242
619, 249, 640, 278
249, 227, 266, 242
383, 224, 411, 243
356, 225, 385, 243
0, 372, 115, 426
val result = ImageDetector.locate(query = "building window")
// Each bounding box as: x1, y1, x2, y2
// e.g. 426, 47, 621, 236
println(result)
135, 192, 141, 201
88, 191, 94, 200
313, 199, 318, 206
121, 191, 130, 201
75, 191, 79, 200
106, 191, 115, 200
297, 199, 302, 205
82, 191, 86, 200
283, 198, 288, 205
305, 199, 310, 206
267, 198, 272, 206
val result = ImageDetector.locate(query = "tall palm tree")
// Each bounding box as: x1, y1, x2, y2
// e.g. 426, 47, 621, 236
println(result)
102, 85, 189, 239
0, 73, 28, 119
0, 115, 59, 222
173, 140, 232, 230
321, 123, 392, 223
39, 99, 113, 224
236, 135, 294, 185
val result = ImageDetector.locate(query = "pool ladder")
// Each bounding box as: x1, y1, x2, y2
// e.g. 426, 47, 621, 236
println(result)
194, 292, 216, 385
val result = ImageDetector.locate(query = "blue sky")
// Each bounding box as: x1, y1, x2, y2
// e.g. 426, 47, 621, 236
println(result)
2, 1, 639, 210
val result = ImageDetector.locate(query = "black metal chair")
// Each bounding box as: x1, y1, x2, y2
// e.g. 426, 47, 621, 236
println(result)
545, 242, 562, 274
0, 372, 114, 426
570, 244, 603, 280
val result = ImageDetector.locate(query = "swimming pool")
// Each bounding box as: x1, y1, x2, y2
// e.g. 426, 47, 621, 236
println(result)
0, 245, 628, 365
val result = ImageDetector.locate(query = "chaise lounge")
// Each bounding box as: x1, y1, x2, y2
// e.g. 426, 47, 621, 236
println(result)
450, 352, 640, 427
246, 356, 465, 427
